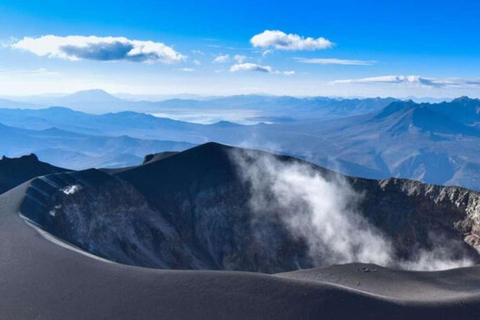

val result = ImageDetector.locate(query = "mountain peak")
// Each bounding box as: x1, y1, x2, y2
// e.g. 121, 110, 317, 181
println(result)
1, 153, 39, 162
0, 153, 67, 194
210, 120, 242, 127
367, 98, 480, 137
44, 106, 77, 113
452, 96, 479, 104
372, 100, 419, 120
142, 151, 180, 164
64, 89, 120, 102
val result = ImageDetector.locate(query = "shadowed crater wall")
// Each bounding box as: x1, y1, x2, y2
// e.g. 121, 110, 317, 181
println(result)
19, 143, 480, 273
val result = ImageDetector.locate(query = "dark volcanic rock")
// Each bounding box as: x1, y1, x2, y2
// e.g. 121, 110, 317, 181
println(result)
21, 169, 212, 269
0, 153, 67, 194
19, 143, 480, 272
142, 151, 180, 164
118, 143, 312, 272
349, 177, 480, 261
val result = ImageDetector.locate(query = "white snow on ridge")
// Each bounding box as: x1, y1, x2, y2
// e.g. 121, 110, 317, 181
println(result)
62, 185, 82, 195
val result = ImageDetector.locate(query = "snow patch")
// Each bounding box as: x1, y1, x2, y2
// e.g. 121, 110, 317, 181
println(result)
49, 204, 63, 217
62, 185, 82, 195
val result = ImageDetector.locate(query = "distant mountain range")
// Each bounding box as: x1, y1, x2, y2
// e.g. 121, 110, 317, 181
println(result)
259, 97, 480, 190
0, 121, 194, 169
0, 93, 479, 190
0, 89, 398, 119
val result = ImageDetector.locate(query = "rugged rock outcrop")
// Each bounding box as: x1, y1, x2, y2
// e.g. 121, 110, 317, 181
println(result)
142, 151, 180, 164
350, 177, 480, 261
0, 153, 67, 194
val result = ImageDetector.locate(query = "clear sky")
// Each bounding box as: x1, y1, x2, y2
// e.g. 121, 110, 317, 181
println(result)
0, 0, 479, 98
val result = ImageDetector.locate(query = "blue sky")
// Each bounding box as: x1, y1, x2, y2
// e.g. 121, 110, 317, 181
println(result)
0, 0, 479, 97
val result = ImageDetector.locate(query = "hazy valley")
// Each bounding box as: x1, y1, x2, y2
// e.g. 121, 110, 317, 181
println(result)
1, 91, 480, 192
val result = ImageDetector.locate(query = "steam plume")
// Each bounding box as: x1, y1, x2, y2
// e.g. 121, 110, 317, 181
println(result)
231, 149, 475, 271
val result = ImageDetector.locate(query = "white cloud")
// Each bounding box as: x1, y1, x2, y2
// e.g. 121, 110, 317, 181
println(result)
193, 59, 201, 66
296, 58, 375, 66
230, 63, 295, 76
250, 30, 334, 51
333, 75, 424, 84
214, 54, 247, 64
0, 68, 59, 77
262, 50, 273, 57
191, 49, 205, 55
230, 63, 273, 73
0, 37, 18, 48
213, 54, 230, 63
11, 35, 185, 64
234, 54, 247, 63
332, 75, 480, 88
181, 68, 194, 72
